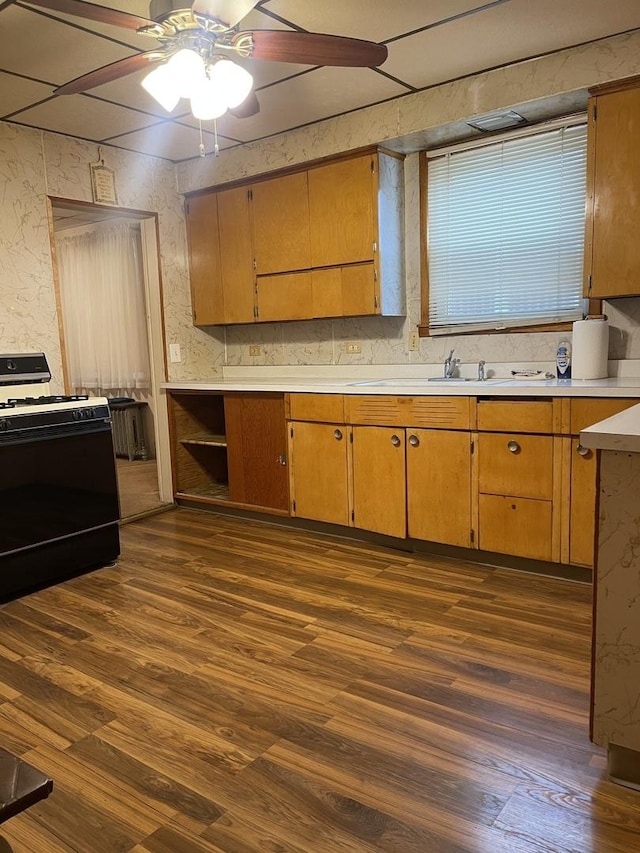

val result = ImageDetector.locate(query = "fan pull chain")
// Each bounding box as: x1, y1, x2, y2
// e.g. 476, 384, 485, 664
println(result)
198, 121, 205, 158
214, 118, 219, 157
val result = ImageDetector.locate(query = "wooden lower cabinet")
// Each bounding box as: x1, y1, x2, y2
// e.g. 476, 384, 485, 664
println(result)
169, 391, 289, 513
406, 429, 473, 548
224, 392, 289, 511
477, 432, 557, 561
568, 438, 598, 568
479, 494, 554, 561
351, 426, 406, 538
288, 421, 351, 526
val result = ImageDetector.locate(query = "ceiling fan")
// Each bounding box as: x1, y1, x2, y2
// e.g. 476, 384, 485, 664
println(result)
11, 0, 389, 122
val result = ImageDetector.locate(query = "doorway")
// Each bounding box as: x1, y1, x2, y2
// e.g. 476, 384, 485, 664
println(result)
48, 199, 173, 521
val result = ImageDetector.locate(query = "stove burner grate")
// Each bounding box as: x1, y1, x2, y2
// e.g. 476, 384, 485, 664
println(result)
7, 395, 89, 406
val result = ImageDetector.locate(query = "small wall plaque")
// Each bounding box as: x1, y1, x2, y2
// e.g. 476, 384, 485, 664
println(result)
90, 162, 118, 205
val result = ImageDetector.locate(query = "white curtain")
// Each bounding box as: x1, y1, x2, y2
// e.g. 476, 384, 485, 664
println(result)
57, 222, 150, 393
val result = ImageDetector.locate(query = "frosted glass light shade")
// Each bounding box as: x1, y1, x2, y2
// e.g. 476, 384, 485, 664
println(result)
210, 59, 253, 108
167, 48, 206, 98
141, 63, 180, 112
190, 76, 228, 120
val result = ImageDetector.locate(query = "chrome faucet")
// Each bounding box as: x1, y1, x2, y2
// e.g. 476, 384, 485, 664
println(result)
443, 349, 459, 378
478, 360, 486, 381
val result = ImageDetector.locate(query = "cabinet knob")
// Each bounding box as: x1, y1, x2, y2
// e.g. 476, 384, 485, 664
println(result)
391, 434, 402, 447
408, 434, 420, 447
576, 444, 592, 458
507, 440, 521, 454
333, 429, 343, 441
275, 454, 287, 466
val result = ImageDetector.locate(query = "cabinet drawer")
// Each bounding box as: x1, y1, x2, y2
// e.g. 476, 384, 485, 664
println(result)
346, 395, 471, 428
570, 398, 636, 434
478, 433, 553, 499
288, 393, 345, 423
477, 399, 554, 433
479, 494, 553, 561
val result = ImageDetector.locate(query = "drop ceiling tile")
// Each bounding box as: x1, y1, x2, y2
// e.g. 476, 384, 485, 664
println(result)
261, 0, 489, 43
0, 5, 139, 86
10, 94, 155, 142
383, 0, 640, 90
213, 65, 408, 142
17, 0, 155, 50
0, 72, 55, 118
107, 121, 235, 161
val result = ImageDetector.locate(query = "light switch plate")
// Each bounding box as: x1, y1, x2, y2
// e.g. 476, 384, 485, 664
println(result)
169, 343, 182, 363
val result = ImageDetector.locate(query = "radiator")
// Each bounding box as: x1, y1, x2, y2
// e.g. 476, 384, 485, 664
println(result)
110, 401, 149, 461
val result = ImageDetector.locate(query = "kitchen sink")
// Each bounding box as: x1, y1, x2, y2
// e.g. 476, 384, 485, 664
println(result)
349, 377, 508, 387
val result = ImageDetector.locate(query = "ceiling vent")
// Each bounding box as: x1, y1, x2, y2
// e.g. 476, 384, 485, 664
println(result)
467, 110, 527, 132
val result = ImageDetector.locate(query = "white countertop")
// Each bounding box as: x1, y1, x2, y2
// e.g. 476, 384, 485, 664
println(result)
162, 372, 640, 398
581, 405, 640, 452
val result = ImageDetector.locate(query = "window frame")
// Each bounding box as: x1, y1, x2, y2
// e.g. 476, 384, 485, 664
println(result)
418, 117, 598, 337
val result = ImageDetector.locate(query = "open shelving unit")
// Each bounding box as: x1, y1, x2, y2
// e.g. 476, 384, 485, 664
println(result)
168, 392, 230, 504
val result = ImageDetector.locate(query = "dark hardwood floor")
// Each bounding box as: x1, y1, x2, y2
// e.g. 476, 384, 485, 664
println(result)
0, 509, 639, 852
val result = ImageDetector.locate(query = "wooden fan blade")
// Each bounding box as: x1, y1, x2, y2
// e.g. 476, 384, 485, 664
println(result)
228, 90, 259, 118
54, 52, 161, 95
191, 0, 258, 28
20, 0, 154, 30
238, 30, 388, 67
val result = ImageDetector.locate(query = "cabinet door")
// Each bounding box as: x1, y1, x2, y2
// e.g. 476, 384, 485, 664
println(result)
224, 393, 289, 511
352, 426, 406, 538
478, 433, 553, 500
406, 429, 472, 548
217, 186, 255, 323
311, 263, 377, 318
479, 495, 553, 561
587, 88, 640, 298
289, 421, 350, 526
308, 154, 376, 268
185, 193, 225, 326
256, 272, 312, 321
251, 172, 311, 275
569, 438, 598, 568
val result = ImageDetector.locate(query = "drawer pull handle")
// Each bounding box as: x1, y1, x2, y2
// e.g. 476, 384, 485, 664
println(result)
333, 429, 343, 441
408, 434, 420, 447
577, 444, 592, 458
391, 434, 402, 447
507, 440, 521, 454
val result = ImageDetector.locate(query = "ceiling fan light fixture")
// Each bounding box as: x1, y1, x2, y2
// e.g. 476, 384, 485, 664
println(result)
190, 76, 228, 120
141, 63, 181, 112
167, 48, 206, 99
209, 58, 253, 109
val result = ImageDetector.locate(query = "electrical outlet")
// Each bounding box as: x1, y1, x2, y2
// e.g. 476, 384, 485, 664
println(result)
169, 343, 182, 363
249, 345, 262, 357
408, 331, 420, 351
345, 341, 361, 354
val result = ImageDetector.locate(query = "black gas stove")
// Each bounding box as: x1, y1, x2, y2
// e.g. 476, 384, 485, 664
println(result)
0, 352, 120, 601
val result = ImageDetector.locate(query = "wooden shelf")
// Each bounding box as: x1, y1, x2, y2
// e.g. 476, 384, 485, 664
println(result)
180, 433, 227, 448
176, 483, 230, 502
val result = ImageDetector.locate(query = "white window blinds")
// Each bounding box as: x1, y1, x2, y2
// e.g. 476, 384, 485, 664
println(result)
427, 122, 587, 334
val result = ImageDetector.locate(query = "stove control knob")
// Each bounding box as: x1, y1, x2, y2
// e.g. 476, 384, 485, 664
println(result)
72, 409, 82, 421
0, 418, 10, 431
85, 408, 95, 419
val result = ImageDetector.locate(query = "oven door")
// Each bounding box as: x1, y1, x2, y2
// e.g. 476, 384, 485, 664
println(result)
0, 420, 120, 599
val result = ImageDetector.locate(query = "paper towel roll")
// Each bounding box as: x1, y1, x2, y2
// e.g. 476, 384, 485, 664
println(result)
572, 318, 609, 379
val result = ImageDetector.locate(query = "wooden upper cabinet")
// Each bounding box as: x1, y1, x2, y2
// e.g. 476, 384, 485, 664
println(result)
184, 147, 405, 325
585, 82, 640, 298
252, 172, 311, 275
185, 193, 224, 326
217, 185, 255, 324
308, 153, 376, 268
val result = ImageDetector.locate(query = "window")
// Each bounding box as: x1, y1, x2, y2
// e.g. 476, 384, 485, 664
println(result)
423, 121, 587, 335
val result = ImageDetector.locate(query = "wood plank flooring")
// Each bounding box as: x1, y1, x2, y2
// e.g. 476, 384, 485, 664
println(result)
0, 509, 639, 852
